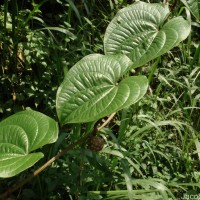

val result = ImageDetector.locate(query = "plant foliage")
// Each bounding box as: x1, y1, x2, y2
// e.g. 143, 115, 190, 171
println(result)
181, 0, 200, 22
56, 54, 148, 124
104, 1, 191, 68
0, 110, 58, 178
0, 0, 199, 199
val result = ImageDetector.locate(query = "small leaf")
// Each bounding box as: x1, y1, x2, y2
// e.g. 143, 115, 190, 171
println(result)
181, 0, 200, 22
104, 1, 191, 68
56, 54, 148, 124
0, 110, 58, 178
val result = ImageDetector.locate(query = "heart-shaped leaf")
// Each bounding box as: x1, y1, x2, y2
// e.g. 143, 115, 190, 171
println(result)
104, 1, 191, 68
0, 110, 58, 178
56, 54, 148, 124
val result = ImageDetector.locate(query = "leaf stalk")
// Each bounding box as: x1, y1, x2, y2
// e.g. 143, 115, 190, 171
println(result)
0, 113, 116, 199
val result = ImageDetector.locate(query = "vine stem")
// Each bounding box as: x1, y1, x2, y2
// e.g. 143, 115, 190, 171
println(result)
0, 113, 116, 199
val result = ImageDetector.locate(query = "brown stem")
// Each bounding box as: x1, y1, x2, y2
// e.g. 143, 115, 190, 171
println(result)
170, 0, 178, 11
0, 113, 116, 199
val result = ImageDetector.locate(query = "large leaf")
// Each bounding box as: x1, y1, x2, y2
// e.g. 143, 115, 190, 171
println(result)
0, 110, 58, 178
104, 1, 191, 68
56, 54, 148, 124
181, 0, 200, 22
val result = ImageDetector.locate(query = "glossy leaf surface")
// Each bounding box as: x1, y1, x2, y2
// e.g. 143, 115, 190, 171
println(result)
56, 54, 148, 124
104, 1, 191, 68
0, 110, 58, 178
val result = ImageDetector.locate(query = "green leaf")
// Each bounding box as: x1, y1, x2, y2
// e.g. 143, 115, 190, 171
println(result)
181, 0, 200, 22
56, 54, 148, 124
39, 27, 76, 38
104, 1, 191, 68
0, 110, 58, 178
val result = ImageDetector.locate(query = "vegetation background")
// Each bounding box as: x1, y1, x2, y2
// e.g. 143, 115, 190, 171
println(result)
0, 0, 199, 199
